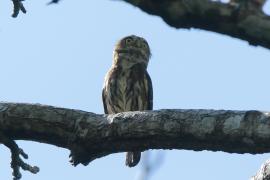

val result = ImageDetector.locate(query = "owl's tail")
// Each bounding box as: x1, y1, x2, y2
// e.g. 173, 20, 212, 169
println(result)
125, 151, 141, 167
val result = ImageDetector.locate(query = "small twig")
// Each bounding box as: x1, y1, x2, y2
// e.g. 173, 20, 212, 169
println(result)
18, 148, 28, 159
11, 0, 26, 18
47, 0, 61, 5
0, 132, 39, 180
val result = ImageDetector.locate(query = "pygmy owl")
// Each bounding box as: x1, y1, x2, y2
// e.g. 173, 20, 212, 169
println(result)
102, 35, 153, 167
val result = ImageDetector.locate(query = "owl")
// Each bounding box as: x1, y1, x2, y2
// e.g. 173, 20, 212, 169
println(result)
102, 35, 153, 167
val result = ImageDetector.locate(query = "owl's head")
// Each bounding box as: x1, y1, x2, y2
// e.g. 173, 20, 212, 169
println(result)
113, 35, 151, 68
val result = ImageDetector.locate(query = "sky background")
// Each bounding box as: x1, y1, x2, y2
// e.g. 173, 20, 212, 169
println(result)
1, 0, 270, 179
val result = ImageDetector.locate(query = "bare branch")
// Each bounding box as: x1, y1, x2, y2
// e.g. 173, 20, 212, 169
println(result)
1, 102, 270, 167
47, 0, 61, 5
120, 0, 270, 49
8, 0, 270, 51
0, 132, 39, 180
11, 0, 26, 18
1, 102, 270, 178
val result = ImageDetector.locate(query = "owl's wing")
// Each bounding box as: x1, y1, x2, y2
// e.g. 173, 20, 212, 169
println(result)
102, 87, 108, 114
146, 71, 153, 110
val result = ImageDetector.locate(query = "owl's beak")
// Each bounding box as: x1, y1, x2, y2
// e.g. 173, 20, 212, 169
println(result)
115, 48, 139, 54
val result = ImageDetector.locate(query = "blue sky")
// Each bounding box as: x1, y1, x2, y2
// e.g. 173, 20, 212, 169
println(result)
1, 1, 270, 179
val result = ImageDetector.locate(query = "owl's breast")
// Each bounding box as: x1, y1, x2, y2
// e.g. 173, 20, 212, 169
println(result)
117, 71, 128, 110
103, 64, 150, 114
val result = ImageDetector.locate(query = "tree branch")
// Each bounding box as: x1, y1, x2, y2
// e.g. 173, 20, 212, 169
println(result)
120, 0, 270, 49
1, 102, 270, 168
9, 0, 270, 50
11, 0, 26, 18
0, 131, 39, 180
251, 159, 270, 180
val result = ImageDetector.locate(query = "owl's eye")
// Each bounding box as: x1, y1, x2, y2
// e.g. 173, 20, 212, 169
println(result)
125, 38, 132, 44
141, 42, 148, 48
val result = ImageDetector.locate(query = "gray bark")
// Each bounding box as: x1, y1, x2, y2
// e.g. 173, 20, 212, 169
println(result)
121, 0, 270, 49
251, 160, 270, 180
1, 102, 270, 166
9, 0, 270, 49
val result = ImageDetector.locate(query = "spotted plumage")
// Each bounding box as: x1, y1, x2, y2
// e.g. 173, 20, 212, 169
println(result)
102, 35, 153, 167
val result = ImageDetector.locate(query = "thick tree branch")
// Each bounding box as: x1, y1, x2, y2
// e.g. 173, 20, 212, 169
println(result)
9, 0, 270, 50
121, 0, 270, 49
1, 102, 270, 167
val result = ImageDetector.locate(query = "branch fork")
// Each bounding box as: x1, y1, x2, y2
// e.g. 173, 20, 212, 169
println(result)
0, 132, 39, 180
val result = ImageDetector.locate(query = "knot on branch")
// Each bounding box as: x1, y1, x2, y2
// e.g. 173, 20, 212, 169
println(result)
69, 145, 91, 166
68, 139, 109, 167
0, 132, 39, 180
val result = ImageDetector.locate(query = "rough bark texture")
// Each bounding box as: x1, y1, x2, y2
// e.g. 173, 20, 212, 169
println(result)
121, 0, 270, 49
1, 102, 270, 166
